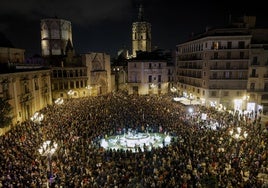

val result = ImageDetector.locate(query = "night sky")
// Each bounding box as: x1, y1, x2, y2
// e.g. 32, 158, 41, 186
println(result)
1, 0, 267, 58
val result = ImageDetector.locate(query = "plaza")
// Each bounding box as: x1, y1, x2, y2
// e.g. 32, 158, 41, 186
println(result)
0, 93, 268, 187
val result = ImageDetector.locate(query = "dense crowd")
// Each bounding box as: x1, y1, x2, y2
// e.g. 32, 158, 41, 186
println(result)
0, 92, 268, 187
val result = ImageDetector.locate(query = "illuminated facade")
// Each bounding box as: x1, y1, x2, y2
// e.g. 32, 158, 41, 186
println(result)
132, 4, 151, 58
175, 16, 268, 113
40, 18, 73, 56
50, 66, 88, 100
176, 31, 251, 110
0, 70, 52, 127
128, 59, 168, 95
247, 29, 268, 114
82, 52, 112, 95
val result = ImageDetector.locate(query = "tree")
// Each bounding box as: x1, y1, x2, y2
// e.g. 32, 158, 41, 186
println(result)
0, 97, 13, 128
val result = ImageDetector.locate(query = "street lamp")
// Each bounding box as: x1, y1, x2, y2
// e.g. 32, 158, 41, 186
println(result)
54, 98, 64, 105
30, 112, 44, 124
149, 83, 157, 95
38, 140, 58, 187
86, 85, 92, 96
242, 95, 250, 112
229, 127, 248, 141
67, 89, 74, 98
229, 127, 248, 160
170, 87, 177, 97
189, 93, 194, 105
170, 87, 177, 92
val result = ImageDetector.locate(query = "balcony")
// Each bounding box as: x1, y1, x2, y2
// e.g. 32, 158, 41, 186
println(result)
128, 80, 141, 83
247, 89, 268, 93
251, 62, 261, 66
249, 74, 259, 78
20, 93, 33, 103
209, 77, 247, 80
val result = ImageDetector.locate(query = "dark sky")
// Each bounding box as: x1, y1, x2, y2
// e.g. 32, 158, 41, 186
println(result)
1, 0, 267, 58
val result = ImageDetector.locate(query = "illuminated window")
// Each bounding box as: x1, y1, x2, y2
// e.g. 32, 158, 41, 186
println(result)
213, 42, 219, 50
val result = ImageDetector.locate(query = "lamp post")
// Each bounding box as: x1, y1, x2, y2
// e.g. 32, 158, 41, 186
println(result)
189, 93, 194, 105
54, 98, 64, 105
86, 85, 92, 96
30, 112, 44, 124
242, 95, 250, 112
229, 127, 248, 165
38, 140, 58, 187
170, 87, 177, 97
150, 83, 157, 95
67, 89, 74, 99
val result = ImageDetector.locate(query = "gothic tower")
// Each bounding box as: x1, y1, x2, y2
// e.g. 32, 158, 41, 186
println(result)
40, 18, 73, 57
132, 4, 151, 57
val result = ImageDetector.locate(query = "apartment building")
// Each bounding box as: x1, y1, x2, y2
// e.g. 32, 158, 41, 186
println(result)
176, 16, 268, 114
247, 29, 268, 114
128, 52, 169, 95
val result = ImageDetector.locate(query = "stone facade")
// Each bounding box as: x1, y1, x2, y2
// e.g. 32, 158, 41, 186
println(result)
0, 69, 52, 126
82, 52, 112, 95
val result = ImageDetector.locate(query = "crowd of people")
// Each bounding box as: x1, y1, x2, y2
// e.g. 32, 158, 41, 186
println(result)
0, 92, 268, 187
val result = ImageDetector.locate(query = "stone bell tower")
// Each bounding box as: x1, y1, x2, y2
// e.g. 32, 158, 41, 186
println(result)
132, 4, 151, 58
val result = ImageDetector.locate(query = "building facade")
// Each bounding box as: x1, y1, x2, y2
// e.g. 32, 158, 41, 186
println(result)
82, 52, 112, 95
128, 59, 168, 95
247, 28, 268, 114
175, 16, 268, 114
0, 69, 52, 126
50, 66, 88, 100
